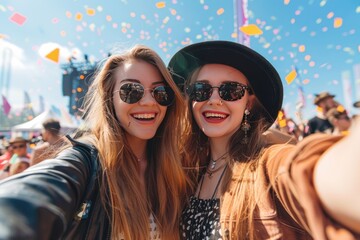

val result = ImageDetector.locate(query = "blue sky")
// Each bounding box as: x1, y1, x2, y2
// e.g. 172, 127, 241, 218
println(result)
1, 0, 360, 122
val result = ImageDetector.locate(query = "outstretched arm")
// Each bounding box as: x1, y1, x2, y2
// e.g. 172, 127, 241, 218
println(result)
0, 146, 93, 239
314, 118, 360, 233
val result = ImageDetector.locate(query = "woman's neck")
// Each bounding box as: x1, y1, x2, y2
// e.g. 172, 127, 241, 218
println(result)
126, 133, 148, 161
209, 137, 229, 160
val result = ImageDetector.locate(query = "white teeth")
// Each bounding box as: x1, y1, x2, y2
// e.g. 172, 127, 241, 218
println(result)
205, 112, 226, 118
133, 113, 155, 119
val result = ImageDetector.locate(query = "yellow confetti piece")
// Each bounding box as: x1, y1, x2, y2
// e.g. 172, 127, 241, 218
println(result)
75, 12, 83, 21
217, 8, 224, 15
333, 17, 342, 28
231, 32, 238, 38
278, 110, 284, 119
337, 105, 345, 112
156, 2, 166, 8
299, 45, 305, 52
45, 48, 60, 63
239, 24, 263, 35
285, 69, 297, 84
278, 119, 287, 128
86, 8, 95, 16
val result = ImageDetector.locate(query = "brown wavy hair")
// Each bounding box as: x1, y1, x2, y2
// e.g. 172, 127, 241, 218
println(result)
182, 66, 270, 240
80, 45, 189, 239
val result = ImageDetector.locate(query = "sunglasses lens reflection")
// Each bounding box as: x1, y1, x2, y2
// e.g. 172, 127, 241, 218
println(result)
190, 82, 247, 102
119, 83, 174, 106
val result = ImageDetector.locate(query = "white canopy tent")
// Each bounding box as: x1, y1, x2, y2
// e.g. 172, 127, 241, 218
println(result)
11, 109, 80, 133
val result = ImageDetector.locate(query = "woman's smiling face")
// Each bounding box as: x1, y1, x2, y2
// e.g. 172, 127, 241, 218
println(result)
113, 59, 167, 142
191, 64, 251, 142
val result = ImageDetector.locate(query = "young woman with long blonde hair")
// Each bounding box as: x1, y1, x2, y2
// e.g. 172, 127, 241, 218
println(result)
0, 45, 189, 239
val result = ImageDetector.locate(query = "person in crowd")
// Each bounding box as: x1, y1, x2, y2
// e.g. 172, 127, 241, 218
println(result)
326, 106, 352, 135
8, 136, 31, 159
0, 141, 12, 171
0, 137, 30, 179
168, 40, 360, 239
0, 45, 189, 239
275, 108, 304, 141
306, 91, 339, 135
30, 118, 66, 165
8, 156, 30, 176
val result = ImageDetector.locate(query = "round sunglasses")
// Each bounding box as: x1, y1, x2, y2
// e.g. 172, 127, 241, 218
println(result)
116, 82, 175, 106
187, 82, 252, 102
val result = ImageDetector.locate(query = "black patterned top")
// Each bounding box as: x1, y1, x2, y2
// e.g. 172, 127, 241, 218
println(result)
180, 165, 228, 239
180, 196, 222, 239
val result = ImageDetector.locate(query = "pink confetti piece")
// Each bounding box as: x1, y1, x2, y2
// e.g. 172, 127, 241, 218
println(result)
52, 18, 59, 24
9, 12, 27, 26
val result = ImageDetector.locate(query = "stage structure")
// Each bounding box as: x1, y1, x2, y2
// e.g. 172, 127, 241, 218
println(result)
61, 55, 97, 116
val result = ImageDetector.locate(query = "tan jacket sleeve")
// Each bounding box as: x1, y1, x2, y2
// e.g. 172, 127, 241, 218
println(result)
263, 133, 360, 240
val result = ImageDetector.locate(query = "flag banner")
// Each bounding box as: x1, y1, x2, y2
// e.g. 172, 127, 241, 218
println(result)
2, 95, 11, 115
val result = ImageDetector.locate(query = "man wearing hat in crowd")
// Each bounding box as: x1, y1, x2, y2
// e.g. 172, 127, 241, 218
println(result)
326, 106, 352, 135
306, 91, 339, 135
30, 118, 66, 165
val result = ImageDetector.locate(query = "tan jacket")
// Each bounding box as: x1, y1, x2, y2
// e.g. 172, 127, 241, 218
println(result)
221, 132, 360, 239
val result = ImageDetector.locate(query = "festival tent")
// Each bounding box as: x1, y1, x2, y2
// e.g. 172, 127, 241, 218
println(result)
11, 109, 80, 134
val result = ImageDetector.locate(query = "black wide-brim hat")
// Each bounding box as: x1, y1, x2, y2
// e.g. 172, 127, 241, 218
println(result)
168, 40, 283, 128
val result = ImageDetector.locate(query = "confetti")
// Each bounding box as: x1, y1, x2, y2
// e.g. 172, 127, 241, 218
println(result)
75, 12, 83, 21
333, 17, 342, 28
284, 0, 290, 5
86, 8, 96, 16
156, 2, 166, 8
45, 48, 60, 63
285, 69, 297, 84
217, 8, 224, 15
299, 45, 305, 52
52, 18, 59, 24
327, 12, 334, 19
0, 5, 6, 12
9, 12, 27, 26
239, 24, 263, 35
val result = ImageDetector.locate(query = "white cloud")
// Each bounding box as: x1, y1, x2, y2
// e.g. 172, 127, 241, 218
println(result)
1, 40, 69, 113
0, 39, 26, 70
38, 42, 84, 63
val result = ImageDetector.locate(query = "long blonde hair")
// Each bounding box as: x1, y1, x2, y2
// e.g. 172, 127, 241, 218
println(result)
81, 45, 189, 239
182, 66, 270, 239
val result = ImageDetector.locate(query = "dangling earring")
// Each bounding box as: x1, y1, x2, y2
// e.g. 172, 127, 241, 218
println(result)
241, 109, 251, 144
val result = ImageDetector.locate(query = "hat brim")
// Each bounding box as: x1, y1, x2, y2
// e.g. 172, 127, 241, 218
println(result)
353, 101, 360, 108
168, 41, 283, 127
314, 94, 335, 105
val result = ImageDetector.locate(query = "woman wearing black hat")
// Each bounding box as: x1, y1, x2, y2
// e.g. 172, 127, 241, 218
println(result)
169, 41, 360, 239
